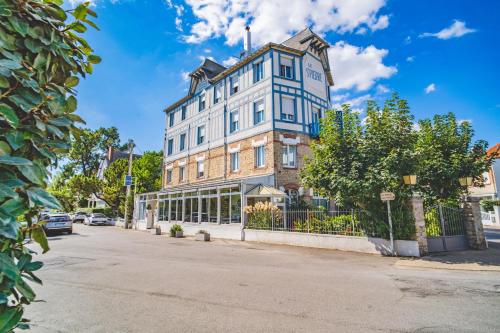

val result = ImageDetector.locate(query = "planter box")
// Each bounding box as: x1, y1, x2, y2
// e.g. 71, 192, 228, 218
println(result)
151, 227, 161, 235
195, 233, 210, 241
175, 231, 183, 238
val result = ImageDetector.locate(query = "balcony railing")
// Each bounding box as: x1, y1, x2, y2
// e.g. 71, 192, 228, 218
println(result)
308, 122, 320, 138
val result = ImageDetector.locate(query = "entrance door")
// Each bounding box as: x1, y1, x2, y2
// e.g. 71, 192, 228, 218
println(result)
425, 205, 468, 252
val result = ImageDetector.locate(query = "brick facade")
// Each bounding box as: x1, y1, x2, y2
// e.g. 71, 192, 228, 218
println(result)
163, 130, 316, 196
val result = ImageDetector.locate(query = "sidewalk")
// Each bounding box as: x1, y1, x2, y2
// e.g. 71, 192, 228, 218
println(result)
396, 242, 500, 272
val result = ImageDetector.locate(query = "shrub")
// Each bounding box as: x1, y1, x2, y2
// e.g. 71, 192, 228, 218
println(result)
170, 224, 183, 237
244, 202, 283, 229
481, 199, 500, 212
424, 208, 441, 237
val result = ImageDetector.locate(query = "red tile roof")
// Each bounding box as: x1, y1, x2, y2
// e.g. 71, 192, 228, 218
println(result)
487, 143, 500, 157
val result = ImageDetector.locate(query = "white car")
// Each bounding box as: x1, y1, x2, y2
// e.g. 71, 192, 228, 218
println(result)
73, 211, 88, 223
84, 213, 110, 226
41, 213, 73, 234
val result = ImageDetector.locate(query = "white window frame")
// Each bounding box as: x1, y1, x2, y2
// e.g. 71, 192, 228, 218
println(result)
179, 166, 185, 182
197, 126, 205, 145
230, 109, 239, 133
254, 99, 264, 125
230, 152, 240, 172
281, 96, 295, 122
167, 138, 174, 156
230, 75, 239, 95
255, 145, 265, 168
197, 161, 204, 178
282, 144, 297, 168
179, 133, 186, 151
166, 169, 172, 183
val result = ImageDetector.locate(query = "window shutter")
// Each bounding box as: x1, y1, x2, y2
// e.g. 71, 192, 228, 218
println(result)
282, 97, 294, 116
281, 57, 292, 67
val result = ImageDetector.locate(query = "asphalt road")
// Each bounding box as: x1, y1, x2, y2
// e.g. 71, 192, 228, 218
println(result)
26, 224, 500, 333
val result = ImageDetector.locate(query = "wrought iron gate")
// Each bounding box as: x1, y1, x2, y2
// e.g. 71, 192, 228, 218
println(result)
424, 205, 468, 252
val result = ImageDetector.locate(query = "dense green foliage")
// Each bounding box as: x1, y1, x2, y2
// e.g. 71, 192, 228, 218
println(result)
415, 113, 494, 204
169, 224, 182, 237
481, 199, 500, 212
0, 0, 98, 330
301, 93, 492, 240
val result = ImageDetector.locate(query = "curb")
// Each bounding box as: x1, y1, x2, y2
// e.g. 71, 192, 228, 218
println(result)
395, 259, 500, 272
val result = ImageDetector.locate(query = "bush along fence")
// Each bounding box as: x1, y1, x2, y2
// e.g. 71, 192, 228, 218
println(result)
245, 204, 380, 237
242, 196, 488, 257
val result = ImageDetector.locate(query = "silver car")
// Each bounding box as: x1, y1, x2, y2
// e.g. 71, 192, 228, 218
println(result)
73, 211, 88, 223
84, 213, 109, 226
41, 213, 73, 234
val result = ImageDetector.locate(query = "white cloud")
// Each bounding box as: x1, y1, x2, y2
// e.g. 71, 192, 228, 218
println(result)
376, 84, 389, 94
404, 36, 411, 44
406, 56, 415, 62
183, 0, 389, 46
425, 83, 436, 94
165, 0, 185, 32
329, 41, 397, 91
222, 56, 239, 67
204, 49, 212, 53
181, 71, 190, 83
419, 20, 476, 40
332, 94, 372, 113
330, 93, 350, 102
68, 0, 96, 6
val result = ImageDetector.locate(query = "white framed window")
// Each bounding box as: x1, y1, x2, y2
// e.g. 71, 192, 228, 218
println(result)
230, 152, 240, 172
230, 75, 239, 95
280, 56, 293, 79
199, 92, 206, 111
282, 144, 297, 168
197, 126, 205, 145
230, 110, 239, 133
179, 166, 185, 182
181, 105, 187, 120
281, 96, 295, 121
179, 133, 186, 151
169, 112, 175, 127
253, 61, 264, 83
312, 106, 320, 123
166, 169, 172, 183
255, 145, 265, 168
254, 100, 264, 125
197, 161, 204, 178
214, 84, 222, 104
167, 138, 174, 155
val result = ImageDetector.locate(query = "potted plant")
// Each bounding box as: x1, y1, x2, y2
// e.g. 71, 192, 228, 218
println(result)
170, 224, 183, 238
195, 229, 210, 241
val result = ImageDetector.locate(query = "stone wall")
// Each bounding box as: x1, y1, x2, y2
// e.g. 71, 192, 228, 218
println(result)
461, 197, 488, 250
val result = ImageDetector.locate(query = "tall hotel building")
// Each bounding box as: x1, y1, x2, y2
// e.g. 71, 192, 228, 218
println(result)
135, 28, 333, 226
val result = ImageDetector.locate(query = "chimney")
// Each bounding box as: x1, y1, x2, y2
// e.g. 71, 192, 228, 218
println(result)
107, 146, 114, 162
243, 26, 251, 56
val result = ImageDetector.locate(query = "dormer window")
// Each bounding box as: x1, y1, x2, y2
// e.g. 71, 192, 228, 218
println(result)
230, 75, 239, 95
280, 56, 293, 79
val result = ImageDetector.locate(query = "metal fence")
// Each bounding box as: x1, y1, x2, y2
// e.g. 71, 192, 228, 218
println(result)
245, 209, 380, 237
424, 205, 466, 237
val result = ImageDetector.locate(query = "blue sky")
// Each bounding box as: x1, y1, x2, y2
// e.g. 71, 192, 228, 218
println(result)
69, 0, 500, 152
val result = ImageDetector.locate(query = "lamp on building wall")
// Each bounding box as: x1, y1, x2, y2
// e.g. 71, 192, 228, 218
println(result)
403, 175, 417, 186
459, 177, 474, 186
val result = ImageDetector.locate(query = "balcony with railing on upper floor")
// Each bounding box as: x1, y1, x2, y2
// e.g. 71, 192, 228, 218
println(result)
308, 122, 321, 138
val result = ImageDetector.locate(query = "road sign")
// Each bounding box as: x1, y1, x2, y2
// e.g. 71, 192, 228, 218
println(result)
380, 192, 395, 201
124, 175, 133, 186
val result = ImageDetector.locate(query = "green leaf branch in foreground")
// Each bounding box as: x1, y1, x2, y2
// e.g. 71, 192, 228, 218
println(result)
0, 0, 99, 331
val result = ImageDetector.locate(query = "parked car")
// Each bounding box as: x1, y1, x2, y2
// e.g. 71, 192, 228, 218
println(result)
40, 213, 73, 234
84, 213, 110, 226
73, 211, 88, 223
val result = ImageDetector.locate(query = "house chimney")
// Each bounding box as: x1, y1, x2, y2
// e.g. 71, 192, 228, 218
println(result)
243, 26, 251, 56
107, 146, 113, 162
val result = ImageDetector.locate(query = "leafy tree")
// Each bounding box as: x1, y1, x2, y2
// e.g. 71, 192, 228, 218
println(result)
0, 1, 99, 330
132, 151, 162, 194
64, 126, 120, 177
415, 113, 494, 204
101, 158, 128, 215
302, 94, 495, 239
